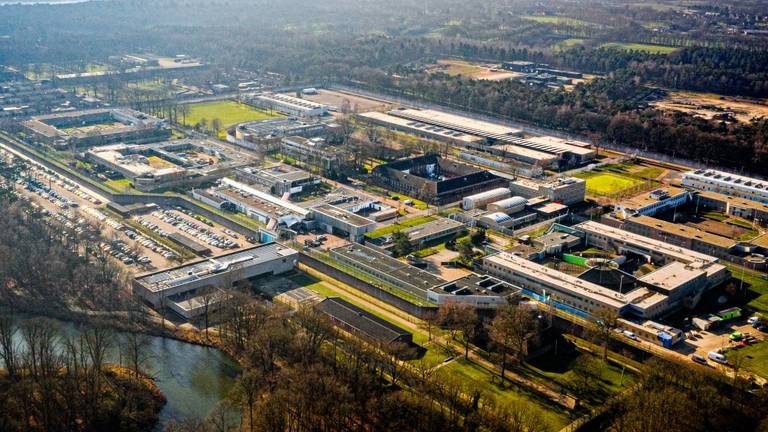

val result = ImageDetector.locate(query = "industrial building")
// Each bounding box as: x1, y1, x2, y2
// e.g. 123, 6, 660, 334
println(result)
509, 177, 586, 206
229, 117, 337, 151
22, 108, 170, 147
428, 273, 520, 309
359, 108, 594, 168
614, 187, 692, 219
316, 297, 413, 345
682, 169, 768, 204
251, 93, 329, 117
370, 154, 507, 205
133, 243, 298, 317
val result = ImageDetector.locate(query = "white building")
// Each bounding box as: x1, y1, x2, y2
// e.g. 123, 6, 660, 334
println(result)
253, 93, 329, 117
462, 187, 511, 210
682, 169, 768, 204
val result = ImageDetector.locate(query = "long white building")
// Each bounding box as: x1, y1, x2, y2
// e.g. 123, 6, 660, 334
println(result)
682, 169, 768, 204
253, 93, 329, 117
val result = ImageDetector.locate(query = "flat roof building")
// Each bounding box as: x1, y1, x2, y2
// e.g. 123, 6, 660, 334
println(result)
615, 187, 691, 219
462, 187, 512, 210
312, 204, 376, 242
230, 117, 336, 151
509, 177, 586, 205
691, 189, 768, 223
133, 242, 298, 310
621, 215, 737, 260
682, 169, 768, 204
398, 217, 465, 247
252, 93, 329, 117
429, 273, 520, 309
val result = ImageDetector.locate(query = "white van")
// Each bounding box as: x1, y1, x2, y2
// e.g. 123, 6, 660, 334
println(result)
707, 351, 728, 364
623, 330, 637, 340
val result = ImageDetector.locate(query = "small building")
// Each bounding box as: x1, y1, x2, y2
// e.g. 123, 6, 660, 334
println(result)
312, 204, 376, 242
167, 232, 212, 256
462, 187, 512, 210
398, 217, 465, 247
509, 177, 586, 206
428, 273, 520, 309
316, 297, 413, 345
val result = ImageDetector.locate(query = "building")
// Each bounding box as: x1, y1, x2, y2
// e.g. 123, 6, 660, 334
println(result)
133, 243, 298, 314
316, 297, 413, 345
206, 178, 310, 228
621, 215, 738, 260
235, 165, 318, 197
252, 93, 329, 117
462, 187, 512, 210
22, 108, 170, 148
501, 61, 540, 73
86, 139, 252, 191
330, 243, 446, 304
279, 136, 349, 178
615, 187, 692, 219
397, 217, 465, 247
682, 169, 768, 204
509, 177, 586, 206
487, 196, 529, 214
429, 273, 520, 309
691, 189, 768, 223
312, 204, 376, 242
370, 154, 507, 205
573, 220, 730, 289
617, 319, 685, 348
479, 252, 632, 316
638, 261, 709, 310
229, 117, 337, 151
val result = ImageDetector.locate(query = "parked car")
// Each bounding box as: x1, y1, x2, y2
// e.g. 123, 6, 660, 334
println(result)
708, 351, 728, 364
692, 353, 708, 365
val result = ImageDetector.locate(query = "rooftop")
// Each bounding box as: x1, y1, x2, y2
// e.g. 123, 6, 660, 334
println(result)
135, 243, 297, 293
399, 217, 465, 241
693, 189, 768, 214
629, 215, 737, 249
389, 108, 523, 138
313, 204, 376, 228
316, 297, 412, 343
432, 273, 520, 297
483, 252, 629, 309
638, 261, 706, 292
221, 178, 310, 216
576, 220, 721, 264
684, 169, 768, 194
618, 186, 689, 211
357, 111, 481, 143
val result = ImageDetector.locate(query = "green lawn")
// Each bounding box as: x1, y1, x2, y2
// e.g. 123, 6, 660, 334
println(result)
600, 42, 679, 54
577, 172, 642, 195
365, 215, 436, 239
105, 178, 134, 192
726, 264, 768, 314
438, 358, 572, 430
182, 101, 282, 128
727, 341, 768, 378
521, 15, 598, 28
552, 38, 587, 50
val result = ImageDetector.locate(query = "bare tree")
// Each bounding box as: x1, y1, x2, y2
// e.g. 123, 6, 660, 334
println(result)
487, 303, 537, 381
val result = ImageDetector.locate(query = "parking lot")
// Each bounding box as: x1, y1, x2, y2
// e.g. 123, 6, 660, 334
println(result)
136, 208, 244, 256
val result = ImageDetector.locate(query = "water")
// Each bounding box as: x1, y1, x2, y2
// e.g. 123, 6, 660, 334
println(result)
3, 317, 241, 426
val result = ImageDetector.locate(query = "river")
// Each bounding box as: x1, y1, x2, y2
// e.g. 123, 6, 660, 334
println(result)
2, 317, 241, 427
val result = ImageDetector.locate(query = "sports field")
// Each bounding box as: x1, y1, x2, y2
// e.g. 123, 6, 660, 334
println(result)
182, 101, 282, 128
579, 172, 642, 195
600, 42, 679, 54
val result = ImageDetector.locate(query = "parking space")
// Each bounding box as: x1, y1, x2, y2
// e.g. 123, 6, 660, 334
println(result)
137, 208, 243, 256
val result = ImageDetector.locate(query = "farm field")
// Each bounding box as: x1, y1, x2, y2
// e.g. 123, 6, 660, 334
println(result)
427, 59, 522, 81
600, 42, 679, 54
182, 100, 282, 129
521, 15, 598, 27
651, 91, 768, 123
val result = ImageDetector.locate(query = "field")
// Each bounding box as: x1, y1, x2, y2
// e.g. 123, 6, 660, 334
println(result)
651, 91, 768, 124
727, 263, 768, 314
600, 42, 679, 54
181, 101, 281, 129
728, 340, 768, 378
521, 15, 598, 27
552, 38, 587, 50
578, 172, 642, 195
427, 59, 522, 81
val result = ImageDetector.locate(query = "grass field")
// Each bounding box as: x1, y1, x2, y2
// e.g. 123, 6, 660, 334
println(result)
521, 15, 598, 27
182, 101, 282, 129
728, 341, 768, 378
364, 215, 436, 239
600, 42, 679, 54
726, 263, 768, 314
552, 38, 587, 50
578, 172, 643, 195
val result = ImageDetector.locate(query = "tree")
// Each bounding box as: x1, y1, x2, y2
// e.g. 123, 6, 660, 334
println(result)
438, 302, 478, 359
390, 230, 413, 258
592, 307, 619, 362
211, 118, 223, 136
457, 238, 475, 262
469, 228, 486, 247
487, 303, 537, 381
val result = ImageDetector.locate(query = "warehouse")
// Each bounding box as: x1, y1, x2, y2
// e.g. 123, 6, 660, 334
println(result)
371, 154, 507, 205
133, 242, 298, 310
316, 297, 413, 345
487, 196, 528, 213
252, 93, 329, 117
